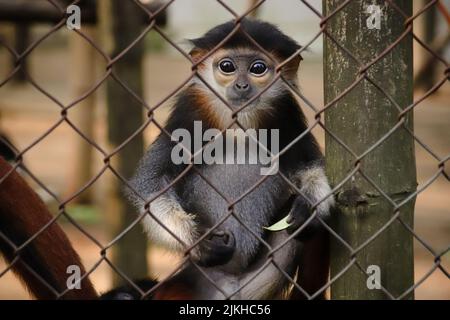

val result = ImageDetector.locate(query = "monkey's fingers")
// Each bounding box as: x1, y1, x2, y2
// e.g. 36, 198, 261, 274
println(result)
286, 196, 322, 241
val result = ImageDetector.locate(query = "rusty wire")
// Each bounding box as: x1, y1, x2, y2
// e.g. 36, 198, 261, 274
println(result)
0, 0, 449, 300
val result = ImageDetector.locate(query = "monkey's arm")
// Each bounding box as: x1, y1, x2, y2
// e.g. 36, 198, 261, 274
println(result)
294, 163, 334, 217
284, 164, 333, 299
0, 157, 98, 299
128, 135, 198, 252
287, 162, 335, 237
129, 135, 235, 266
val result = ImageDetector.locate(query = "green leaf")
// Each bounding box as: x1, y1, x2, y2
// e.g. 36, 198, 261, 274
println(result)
264, 214, 291, 232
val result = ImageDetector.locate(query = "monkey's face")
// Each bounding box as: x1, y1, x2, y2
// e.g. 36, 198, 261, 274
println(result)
209, 49, 275, 108
192, 47, 299, 128
211, 48, 274, 108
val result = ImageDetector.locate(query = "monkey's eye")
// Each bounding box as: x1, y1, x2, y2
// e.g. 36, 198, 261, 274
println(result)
218, 59, 236, 74
249, 61, 268, 76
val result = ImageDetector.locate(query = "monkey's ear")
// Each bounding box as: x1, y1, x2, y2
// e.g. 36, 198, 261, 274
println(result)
281, 53, 303, 76
184, 39, 207, 63
189, 48, 208, 63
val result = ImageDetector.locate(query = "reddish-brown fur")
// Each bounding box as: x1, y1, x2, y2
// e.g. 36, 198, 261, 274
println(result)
0, 157, 98, 299
190, 87, 226, 130
153, 281, 193, 300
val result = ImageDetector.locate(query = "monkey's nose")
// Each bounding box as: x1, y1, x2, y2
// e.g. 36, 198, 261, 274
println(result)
235, 82, 250, 92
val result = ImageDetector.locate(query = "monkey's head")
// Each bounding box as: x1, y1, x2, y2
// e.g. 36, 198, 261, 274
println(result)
188, 19, 302, 128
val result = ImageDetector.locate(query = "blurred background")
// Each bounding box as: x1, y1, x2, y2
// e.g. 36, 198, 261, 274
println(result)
0, 0, 448, 299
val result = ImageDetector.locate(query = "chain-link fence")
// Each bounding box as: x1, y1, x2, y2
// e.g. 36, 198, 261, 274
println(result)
0, 0, 448, 300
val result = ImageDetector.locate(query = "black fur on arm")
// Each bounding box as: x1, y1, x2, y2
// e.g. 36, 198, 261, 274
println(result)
268, 93, 333, 239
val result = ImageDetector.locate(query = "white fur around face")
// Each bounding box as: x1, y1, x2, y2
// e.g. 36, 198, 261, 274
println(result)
293, 166, 335, 218
140, 195, 197, 252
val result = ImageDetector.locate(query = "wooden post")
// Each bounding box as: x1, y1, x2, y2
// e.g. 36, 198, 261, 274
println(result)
66, 27, 96, 203
105, 0, 148, 285
323, 0, 416, 299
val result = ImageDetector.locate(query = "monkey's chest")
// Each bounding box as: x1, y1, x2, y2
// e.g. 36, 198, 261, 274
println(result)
177, 163, 291, 228
175, 163, 292, 272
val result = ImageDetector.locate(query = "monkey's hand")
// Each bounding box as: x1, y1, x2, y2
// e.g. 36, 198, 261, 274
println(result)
191, 230, 235, 267
286, 195, 324, 241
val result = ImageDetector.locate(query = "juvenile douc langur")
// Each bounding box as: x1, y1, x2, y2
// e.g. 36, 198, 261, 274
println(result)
124, 18, 334, 299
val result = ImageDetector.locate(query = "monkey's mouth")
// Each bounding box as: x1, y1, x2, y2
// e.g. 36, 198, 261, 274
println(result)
227, 97, 260, 109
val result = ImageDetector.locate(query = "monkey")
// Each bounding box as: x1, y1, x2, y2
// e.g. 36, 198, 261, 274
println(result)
123, 18, 335, 299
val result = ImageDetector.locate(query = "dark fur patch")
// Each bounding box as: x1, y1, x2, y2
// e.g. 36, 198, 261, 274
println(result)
189, 19, 301, 60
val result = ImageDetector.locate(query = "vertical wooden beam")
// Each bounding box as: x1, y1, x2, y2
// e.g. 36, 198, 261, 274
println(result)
67, 27, 96, 203
323, 0, 416, 299
105, 0, 148, 286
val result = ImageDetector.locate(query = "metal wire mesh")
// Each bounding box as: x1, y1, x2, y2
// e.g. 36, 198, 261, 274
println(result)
0, 0, 448, 300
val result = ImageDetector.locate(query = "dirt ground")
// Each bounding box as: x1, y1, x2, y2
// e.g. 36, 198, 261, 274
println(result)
0, 46, 448, 299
